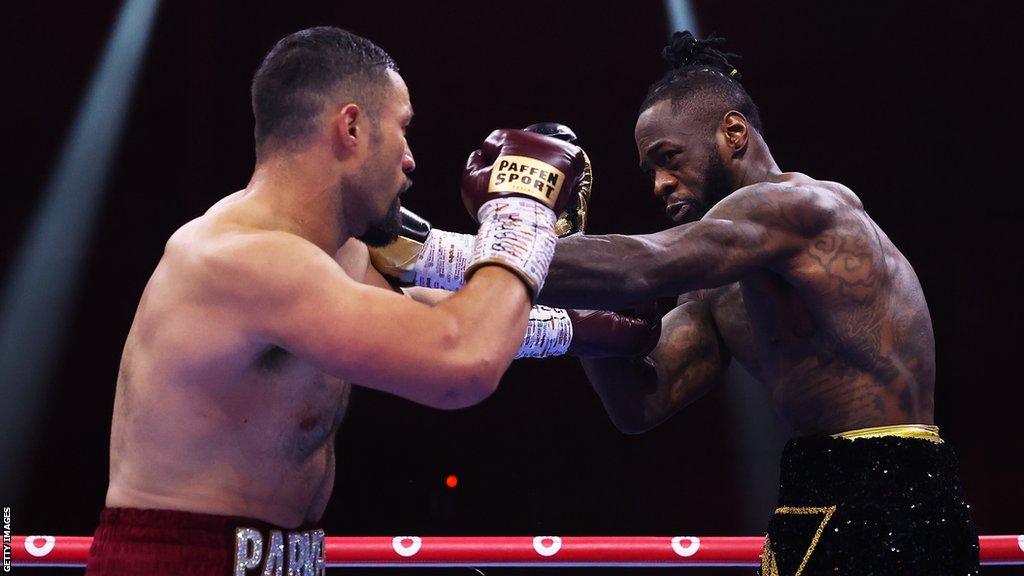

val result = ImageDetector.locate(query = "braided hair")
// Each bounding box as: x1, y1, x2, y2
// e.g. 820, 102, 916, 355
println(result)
641, 31, 763, 133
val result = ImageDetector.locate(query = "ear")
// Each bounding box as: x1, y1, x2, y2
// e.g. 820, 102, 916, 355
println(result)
336, 103, 362, 151
721, 111, 748, 157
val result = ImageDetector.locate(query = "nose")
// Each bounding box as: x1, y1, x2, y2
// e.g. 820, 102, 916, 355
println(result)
653, 170, 677, 200
402, 143, 416, 175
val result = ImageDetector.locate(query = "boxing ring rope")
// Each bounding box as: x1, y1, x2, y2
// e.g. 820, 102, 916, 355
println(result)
11, 534, 1024, 567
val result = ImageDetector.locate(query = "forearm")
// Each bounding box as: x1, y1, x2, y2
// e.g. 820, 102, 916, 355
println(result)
540, 234, 667, 309
363, 267, 530, 410
408, 286, 573, 359
439, 266, 532, 371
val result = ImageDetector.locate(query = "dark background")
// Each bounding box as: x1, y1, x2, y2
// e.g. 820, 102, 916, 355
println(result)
4, 1, 1021, 574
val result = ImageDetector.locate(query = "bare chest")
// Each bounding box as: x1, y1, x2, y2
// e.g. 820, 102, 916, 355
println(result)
246, 347, 351, 459
703, 272, 819, 383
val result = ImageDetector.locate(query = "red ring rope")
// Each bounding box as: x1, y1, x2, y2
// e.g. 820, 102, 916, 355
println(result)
10, 534, 1024, 567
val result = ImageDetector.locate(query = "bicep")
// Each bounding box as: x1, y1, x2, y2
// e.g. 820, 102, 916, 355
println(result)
640, 219, 770, 293
334, 238, 397, 291
640, 187, 835, 295
263, 264, 475, 404
232, 243, 499, 409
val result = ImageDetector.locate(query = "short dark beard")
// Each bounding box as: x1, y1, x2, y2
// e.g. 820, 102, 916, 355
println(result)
700, 148, 733, 214
358, 197, 403, 247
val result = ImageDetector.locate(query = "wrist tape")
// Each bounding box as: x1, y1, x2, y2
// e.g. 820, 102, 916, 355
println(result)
465, 196, 557, 299
516, 305, 573, 358
414, 230, 475, 291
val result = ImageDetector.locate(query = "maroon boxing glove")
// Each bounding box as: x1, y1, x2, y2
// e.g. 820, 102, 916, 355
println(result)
566, 309, 662, 358
460, 130, 586, 298
513, 306, 661, 359
461, 128, 586, 220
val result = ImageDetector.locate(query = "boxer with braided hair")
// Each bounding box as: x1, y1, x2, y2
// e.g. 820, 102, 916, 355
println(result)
538, 31, 980, 575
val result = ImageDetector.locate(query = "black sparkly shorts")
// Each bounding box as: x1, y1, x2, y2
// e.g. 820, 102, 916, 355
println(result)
759, 431, 979, 576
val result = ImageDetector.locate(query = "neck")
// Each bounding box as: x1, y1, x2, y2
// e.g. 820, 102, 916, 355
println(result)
733, 133, 782, 190
245, 150, 352, 253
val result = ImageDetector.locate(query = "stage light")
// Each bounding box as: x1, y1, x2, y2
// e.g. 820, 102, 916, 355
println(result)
663, 0, 697, 34
0, 0, 162, 500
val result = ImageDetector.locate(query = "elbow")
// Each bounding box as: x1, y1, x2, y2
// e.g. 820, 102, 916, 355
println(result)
437, 355, 502, 410
608, 411, 658, 435
604, 389, 664, 435
619, 236, 670, 301
430, 320, 504, 410
622, 271, 654, 303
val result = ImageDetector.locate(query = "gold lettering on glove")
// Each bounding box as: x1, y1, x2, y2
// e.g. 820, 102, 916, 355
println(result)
488, 155, 566, 209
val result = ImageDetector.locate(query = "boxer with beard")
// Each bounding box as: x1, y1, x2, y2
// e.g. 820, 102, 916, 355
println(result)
86, 26, 596, 576
536, 32, 979, 575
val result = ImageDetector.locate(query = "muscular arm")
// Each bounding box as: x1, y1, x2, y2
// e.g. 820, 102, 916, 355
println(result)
539, 184, 837, 309
582, 294, 729, 433
335, 238, 452, 305
208, 232, 531, 410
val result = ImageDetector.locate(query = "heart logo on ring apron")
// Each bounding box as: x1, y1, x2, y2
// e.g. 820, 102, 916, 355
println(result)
25, 535, 56, 558
392, 536, 422, 557
532, 536, 562, 557
671, 536, 701, 557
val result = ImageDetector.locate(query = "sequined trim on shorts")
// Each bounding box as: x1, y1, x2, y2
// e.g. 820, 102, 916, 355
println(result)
761, 506, 837, 576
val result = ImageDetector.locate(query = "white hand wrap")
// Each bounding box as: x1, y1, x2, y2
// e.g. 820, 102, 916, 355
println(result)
414, 230, 475, 291
515, 305, 573, 358
466, 196, 557, 299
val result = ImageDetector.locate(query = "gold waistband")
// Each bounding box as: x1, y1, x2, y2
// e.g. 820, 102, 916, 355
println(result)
831, 424, 942, 443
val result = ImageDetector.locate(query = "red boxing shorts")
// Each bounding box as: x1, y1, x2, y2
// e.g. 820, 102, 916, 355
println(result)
86, 507, 326, 576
